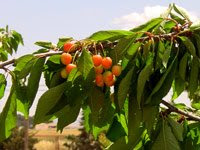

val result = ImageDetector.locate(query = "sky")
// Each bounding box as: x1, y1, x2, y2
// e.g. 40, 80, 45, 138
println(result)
0, 0, 199, 117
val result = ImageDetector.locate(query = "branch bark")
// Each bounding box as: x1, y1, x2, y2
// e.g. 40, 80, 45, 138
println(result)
161, 100, 200, 122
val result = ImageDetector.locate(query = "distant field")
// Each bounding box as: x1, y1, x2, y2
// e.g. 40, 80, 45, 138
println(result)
30, 128, 80, 139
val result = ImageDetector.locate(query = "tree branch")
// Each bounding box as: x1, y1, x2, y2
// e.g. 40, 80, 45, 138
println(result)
161, 100, 200, 122
0, 28, 192, 69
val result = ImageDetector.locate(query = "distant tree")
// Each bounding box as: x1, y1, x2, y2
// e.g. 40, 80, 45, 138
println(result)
0, 127, 38, 150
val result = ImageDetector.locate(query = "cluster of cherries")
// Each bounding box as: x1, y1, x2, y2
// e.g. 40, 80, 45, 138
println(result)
93, 55, 122, 87
60, 42, 122, 87
60, 42, 77, 79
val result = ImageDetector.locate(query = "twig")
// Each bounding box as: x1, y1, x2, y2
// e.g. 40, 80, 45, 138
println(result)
161, 100, 200, 122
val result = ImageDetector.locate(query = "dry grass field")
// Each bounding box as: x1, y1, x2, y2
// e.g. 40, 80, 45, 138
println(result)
30, 128, 81, 150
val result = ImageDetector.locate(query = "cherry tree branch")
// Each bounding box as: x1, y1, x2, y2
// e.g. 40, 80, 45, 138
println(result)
161, 100, 200, 122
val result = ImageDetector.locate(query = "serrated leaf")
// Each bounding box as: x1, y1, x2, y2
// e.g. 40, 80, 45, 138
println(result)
179, 36, 196, 57
168, 117, 184, 141
137, 53, 154, 107
77, 49, 95, 83
106, 115, 127, 142
110, 34, 139, 64
34, 82, 68, 124
14, 54, 34, 72
173, 4, 191, 22
162, 42, 173, 68
194, 34, 200, 58
130, 18, 163, 33
11, 30, 24, 45
0, 74, 6, 100
179, 52, 189, 81
146, 56, 178, 104
172, 77, 185, 100
189, 56, 199, 97
143, 106, 159, 133
35, 41, 55, 49
152, 120, 181, 150
0, 82, 17, 141
118, 68, 133, 110
27, 58, 45, 108
88, 30, 133, 41
57, 37, 73, 48
57, 100, 81, 132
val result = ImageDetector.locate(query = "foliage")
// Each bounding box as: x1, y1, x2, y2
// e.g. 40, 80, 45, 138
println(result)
1, 3, 200, 149
0, 127, 38, 150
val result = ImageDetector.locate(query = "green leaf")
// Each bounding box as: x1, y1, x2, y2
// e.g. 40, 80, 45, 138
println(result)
172, 77, 185, 100
110, 34, 140, 64
179, 36, 196, 57
128, 92, 144, 148
34, 82, 68, 124
77, 49, 95, 83
167, 117, 184, 141
14, 54, 34, 71
162, 42, 173, 68
11, 30, 24, 45
118, 68, 133, 110
57, 100, 81, 132
152, 119, 181, 150
57, 37, 73, 48
189, 56, 199, 97
106, 115, 127, 142
130, 18, 163, 32
146, 56, 178, 104
27, 58, 45, 108
173, 4, 191, 22
0, 74, 6, 100
35, 41, 56, 49
137, 53, 154, 107
0, 82, 17, 141
88, 30, 133, 41
179, 52, 189, 81
108, 137, 131, 150
190, 21, 200, 31
194, 34, 200, 58
143, 106, 159, 133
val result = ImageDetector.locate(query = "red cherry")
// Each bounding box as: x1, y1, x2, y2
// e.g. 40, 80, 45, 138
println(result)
61, 53, 72, 65
63, 42, 74, 52
102, 57, 112, 69
112, 65, 122, 76
66, 64, 77, 74
105, 78, 115, 87
92, 55, 102, 67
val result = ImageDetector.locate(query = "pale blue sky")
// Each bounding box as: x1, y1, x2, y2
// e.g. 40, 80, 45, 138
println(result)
0, 0, 199, 116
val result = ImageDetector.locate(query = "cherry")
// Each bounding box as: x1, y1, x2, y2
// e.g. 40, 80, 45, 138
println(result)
63, 42, 74, 52
105, 78, 115, 87
66, 64, 77, 74
95, 65, 103, 74
95, 74, 104, 87
60, 68, 68, 79
102, 57, 112, 69
103, 71, 113, 83
112, 65, 122, 76
92, 55, 102, 67
61, 53, 72, 65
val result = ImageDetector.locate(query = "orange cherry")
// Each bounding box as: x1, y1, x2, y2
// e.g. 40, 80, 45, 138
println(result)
63, 42, 74, 52
102, 57, 112, 69
95, 74, 104, 87
60, 68, 68, 79
92, 55, 102, 67
61, 53, 72, 65
105, 78, 115, 87
112, 65, 122, 76
95, 65, 104, 74
103, 71, 113, 83
66, 64, 77, 74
